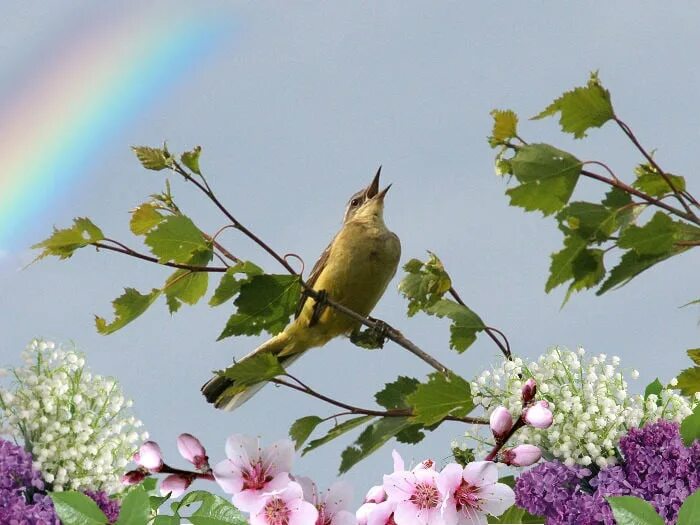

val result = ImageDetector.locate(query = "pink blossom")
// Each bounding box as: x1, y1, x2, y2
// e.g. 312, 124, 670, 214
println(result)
249, 480, 318, 525
501, 444, 541, 467
520, 378, 537, 403
213, 434, 294, 513
438, 461, 514, 525
299, 477, 356, 525
160, 474, 192, 497
488, 407, 513, 439
523, 400, 553, 429
121, 469, 147, 485
357, 500, 398, 525
365, 485, 387, 504
383, 464, 445, 525
177, 433, 209, 470
137, 441, 163, 472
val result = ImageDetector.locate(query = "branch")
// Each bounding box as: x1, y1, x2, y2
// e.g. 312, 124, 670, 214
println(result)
93, 241, 228, 272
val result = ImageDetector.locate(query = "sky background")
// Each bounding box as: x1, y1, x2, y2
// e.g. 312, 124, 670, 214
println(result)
1, 1, 698, 503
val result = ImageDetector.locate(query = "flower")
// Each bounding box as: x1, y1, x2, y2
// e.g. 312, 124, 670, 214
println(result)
383, 463, 445, 525
213, 434, 294, 513
84, 490, 121, 524
523, 401, 552, 429
520, 378, 537, 403
356, 450, 405, 524
488, 406, 513, 439
137, 441, 163, 471
249, 481, 318, 525
299, 478, 356, 525
500, 445, 541, 467
0, 339, 147, 493
438, 461, 514, 525
177, 433, 208, 470
160, 474, 192, 497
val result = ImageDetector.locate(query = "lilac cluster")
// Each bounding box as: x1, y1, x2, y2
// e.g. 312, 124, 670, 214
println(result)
84, 490, 121, 523
515, 421, 700, 525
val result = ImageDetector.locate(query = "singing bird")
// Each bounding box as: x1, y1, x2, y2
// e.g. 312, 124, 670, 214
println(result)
201, 168, 401, 410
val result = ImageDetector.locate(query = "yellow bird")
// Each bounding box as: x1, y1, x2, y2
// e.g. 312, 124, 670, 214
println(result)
202, 168, 401, 410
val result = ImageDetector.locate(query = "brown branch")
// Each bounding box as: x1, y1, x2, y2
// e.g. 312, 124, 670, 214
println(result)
94, 241, 228, 272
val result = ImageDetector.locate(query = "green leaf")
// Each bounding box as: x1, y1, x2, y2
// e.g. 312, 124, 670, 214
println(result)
116, 486, 150, 525
680, 404, 700, 446
50, 491, 108, 525
375, 376, 420, 410
209, 261, 264, 307
633, 163, 687, 198
289, 416, 323, 451
489, 109, 519, 146
144, 215, 208, 264
132, 145, 170, 171
677, 366, 700, 396
150, 493, 171, 511
394, 424, 427, 444
339, 417, 414, 473
153, 516, 180, 525
606, 495, 664, 525
407, 372, 474, 426
172, 490, 247, 525
532, 72, 614, 138
506, 143, 582, 215
217, 274, 302, 340
181, 146, 202, 175
557, 201, 620, 241
597, 249, 673, 295
545, 236, 591, 292
130, 203, 165, 235
689, 349, 700, 366
618, 212, 679, 255
141, 477, 158, 493
163, 249, 213, 313
221, 353, 286, 387
677, 488, 700, 525
303, 415, 374, 455
644, 378, 663, 401
95, 287, 161, 335
488, 504, 543, 523
32, 217, 104, 260
398, 253, 452, 316
424, 299, 485, 352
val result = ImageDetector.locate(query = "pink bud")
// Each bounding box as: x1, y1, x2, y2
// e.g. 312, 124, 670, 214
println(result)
489, 406, 513, 439
137, 441, 163, 472
524, 400, 553, 429
501, 444, 542, 467
521, 378, 537, 403
160, 474, 192, 497
121, 469, 147, 486
177, 433, 208, 470
365, 485, 386, 503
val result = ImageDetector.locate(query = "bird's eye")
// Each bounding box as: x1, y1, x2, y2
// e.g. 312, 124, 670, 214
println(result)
351, 198, 361, 207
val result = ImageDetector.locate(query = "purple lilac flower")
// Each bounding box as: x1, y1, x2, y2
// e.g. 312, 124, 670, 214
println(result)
84, 490, 121, 523
514, 421, 700, 525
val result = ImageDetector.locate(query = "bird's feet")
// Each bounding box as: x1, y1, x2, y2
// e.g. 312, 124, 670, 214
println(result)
350, 318, 390, 349
309, 289, 328, 327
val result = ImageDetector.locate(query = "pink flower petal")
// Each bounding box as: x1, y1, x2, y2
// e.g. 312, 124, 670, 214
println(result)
324, 481, 353, 515
160, 474, 191, 498
356, 502, 376, 525
437, 462, 464, 496
383, 471, 415, 503
476, 482, 515, 517
458, 506, 488, 525
279, 480, 304, 503
332, 509, 358, 525
213, 458, 244, 495
391, 449, 405, 472
367, 501, 396, 525
462, 461, 497, 487
225, 434, 260, 469
297, 476, 318, 504
261, 438, 295, 476
177, 433, 207, 466
137, 441, 163, 471
288, 499, 319, 525
394, 501, 422, 525
365, 484, 386, 504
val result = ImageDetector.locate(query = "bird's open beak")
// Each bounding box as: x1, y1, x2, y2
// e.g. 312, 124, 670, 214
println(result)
365, 166, 381, 198
377, 183, 392, 200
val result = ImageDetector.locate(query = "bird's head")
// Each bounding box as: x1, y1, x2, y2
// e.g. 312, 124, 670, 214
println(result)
343, 166, 391, 223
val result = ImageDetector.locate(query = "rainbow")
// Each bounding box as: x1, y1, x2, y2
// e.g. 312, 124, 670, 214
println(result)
0, 7, 229, 252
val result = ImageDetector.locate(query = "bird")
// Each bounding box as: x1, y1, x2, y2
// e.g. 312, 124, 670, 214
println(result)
201, 167, 401, 410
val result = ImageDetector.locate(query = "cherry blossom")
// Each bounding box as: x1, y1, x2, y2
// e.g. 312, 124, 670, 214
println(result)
383, 464, 446, 525
299, 477, 357, 525
249, 480, 318, 525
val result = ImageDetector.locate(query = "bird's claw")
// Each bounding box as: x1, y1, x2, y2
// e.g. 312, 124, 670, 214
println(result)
351, 319, 389, 350
309, 289, 329, 327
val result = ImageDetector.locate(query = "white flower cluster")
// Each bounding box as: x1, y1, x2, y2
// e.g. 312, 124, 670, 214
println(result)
0, 339, 148, 493
462, 346, 696, 468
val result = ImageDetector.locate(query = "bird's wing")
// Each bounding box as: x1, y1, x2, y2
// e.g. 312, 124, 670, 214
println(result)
295, 237, 334, 318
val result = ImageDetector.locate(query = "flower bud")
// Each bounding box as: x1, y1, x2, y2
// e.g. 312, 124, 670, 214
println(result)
177, 433, 208, 470
489, 406, 513, 439
160, 474, 192, 497
136, 441, 163, 471
365, 484, 386, 503
521, 378, 537, 403
121, 469, 147, 485
524, 400, 553, 429
501, 444, 542, 467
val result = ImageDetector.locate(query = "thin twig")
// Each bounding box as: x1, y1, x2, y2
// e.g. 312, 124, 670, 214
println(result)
94, 241, 228, 272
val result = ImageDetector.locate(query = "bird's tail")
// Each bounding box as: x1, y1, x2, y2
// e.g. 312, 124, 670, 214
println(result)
201, 331, 301, 411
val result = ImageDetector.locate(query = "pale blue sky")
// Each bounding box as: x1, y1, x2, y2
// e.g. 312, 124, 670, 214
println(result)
1, 1, 698, 501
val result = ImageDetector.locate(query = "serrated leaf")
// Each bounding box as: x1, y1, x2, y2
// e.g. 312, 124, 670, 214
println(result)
425, 299, 485, 352
488, 505, 543, 524
95, 288, 161, 335
597, 249, 673, 295
407, 372, 474, 426
303, 415, 374, 455
150, 493, 171, 511
489, 109, 519, 146
375, 376, 420, 410
209, 261, 264, 307
115, 486, 150, 525
688, 349, 700, 366
532, 72, 614, 138
221, 353, 285, 387
633, 163, 687, 198
395, 424, 426, 444
644, 378, 663, 401
32, 217, 104, 260
398, 252, 452, 316
618, 212, 679, 255
130, 203, 164, 235
677, 366, 700, 397
506, 144, 582, 215
153, 516, 179, 525
181, 146, 202, 175
50, 491, 108, 525
163, 249, 213, 313
145, 215, 209, 264
339, 417, 414, 473
680, 404, 700, 446
217, 274, 301, 340
132, 145, 170, 170
677, 488, 700, 525
557, 202, 619, 241
289, 416, 323, 450
606, 495, 664, 525
172, 490, 247, 525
